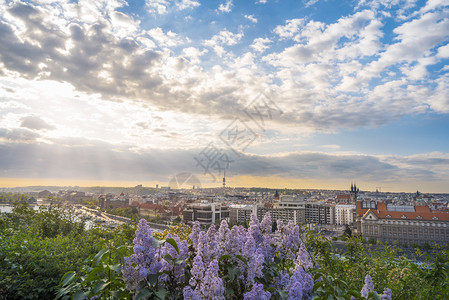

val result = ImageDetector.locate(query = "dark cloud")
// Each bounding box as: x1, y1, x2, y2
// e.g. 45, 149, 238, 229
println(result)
0, 136, 443, 183
0, 128, 40, 142
20, 115, 55, 130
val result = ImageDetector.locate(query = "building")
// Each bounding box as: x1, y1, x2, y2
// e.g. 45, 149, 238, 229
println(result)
305, 203, 335, 225
229, 204, 254, 224
255, 205, 305, 225
358, 201, 449, 246
335, 204, 355, 225
183, 203, 229, 226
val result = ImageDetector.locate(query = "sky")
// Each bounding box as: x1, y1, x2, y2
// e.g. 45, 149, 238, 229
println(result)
0, 0, 448, 192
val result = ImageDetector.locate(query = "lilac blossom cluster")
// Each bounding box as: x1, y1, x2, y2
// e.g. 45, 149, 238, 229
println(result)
123, 216, 392, 300
123, 219, 189, 293
356, 275, 392, 300
183, 212, 315, 299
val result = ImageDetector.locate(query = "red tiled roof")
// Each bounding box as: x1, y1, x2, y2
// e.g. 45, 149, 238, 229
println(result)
358, 201, 449, 221
337, 195, 350, 199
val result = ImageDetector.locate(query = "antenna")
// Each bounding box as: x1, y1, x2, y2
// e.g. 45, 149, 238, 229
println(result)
223, 169, 226, 188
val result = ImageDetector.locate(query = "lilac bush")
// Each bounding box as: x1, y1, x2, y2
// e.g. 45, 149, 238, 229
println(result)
123, 215, 392, 299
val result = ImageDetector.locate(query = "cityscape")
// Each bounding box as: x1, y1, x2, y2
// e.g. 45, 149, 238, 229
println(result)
2, 181, 449, 247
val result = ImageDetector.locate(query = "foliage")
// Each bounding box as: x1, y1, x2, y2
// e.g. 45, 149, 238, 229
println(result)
153, 223, 192, 242
0, 203, 134, 300
0, 192, 29, 203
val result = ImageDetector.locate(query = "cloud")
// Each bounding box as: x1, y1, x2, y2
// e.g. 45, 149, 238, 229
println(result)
0, 0, 448, 137
20, 115, 55, 130
244, 14, 258, 23
146, 0, 170, 14
0, 136, 447, 187
0, 128, 40, 142
218, 0, 233, 13
204, 29, 243, 56
145, 0, 200, 14
250, 37, 272, 53
177, 0, 201, 10
274, 19, 305, 39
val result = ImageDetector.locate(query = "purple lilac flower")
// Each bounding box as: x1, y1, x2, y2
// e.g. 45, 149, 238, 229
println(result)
122, 257, 139, 290
226, 225, 246, 257
197, 259, 225, 300
245, 249, 264, 287
189, 254, 205, 287
183, 286, 201, 300
279, 221, 300, 259
197, 231, 212, 265
249, 214, 263, 244
288, 281, 304, 300
274, 270, 290, 289
260, 212, 272, 234
123, 219, 160, 290
190, 221, 201, 250
361, 275, 374, 298
295, 243, 313, 271
258, 233, 275, 262
243, 283, 271, 300
289, 268, 314, 300
216, 220, 231, 256
381, 288, 392, 300
206, 224, 217, 256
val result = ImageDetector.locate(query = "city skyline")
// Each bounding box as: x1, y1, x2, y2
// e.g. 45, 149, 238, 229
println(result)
1, 0, 449, 192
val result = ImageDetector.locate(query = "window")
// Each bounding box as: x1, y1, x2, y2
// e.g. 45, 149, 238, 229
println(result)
417, 216, 422, 219
401, 215, 407, 219
433, 216, 438, 220
386, 214, 391, 218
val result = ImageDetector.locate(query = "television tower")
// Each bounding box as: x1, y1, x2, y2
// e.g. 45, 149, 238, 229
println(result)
222, 170, 226, 188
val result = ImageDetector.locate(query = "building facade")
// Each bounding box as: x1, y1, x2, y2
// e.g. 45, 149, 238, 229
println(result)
335, 204, 355, 225
358, 201, 449, 245
229, 204, 254, 224
305, 203, 335, 225
183, 203, 229, 226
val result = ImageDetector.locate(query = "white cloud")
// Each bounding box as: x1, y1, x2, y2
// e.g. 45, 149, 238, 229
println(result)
274, 19, 305, 39
218, 0, 233, 13
146, 0, 200, 14
147, 27, 188, 47
204, 29, 243, 56
176, 0, 200, 10
251, 37, 272, 53
146, 0, 170, 14
244, 14, 258, 23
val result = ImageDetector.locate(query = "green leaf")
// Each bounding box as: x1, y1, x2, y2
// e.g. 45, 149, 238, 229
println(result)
163, 253, 174, 262
165, 238, 180, 255
148, 273, 159, 286
153, 238, 164, 248
135, 288, 152, 300
235, 255, 248, 265
109, 263, 121, 274
93, 249, 109, 266
156, 287, 167, 299
73, 291, 88, 300
219, 254, 231, 262
93, 281, 110, 294
61, 271, 76, 287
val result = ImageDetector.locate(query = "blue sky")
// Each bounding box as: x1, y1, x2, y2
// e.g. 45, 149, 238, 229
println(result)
0, 0, 448, 192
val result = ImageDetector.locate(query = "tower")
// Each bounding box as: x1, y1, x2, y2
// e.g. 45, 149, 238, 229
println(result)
350, 183, 359, 205
222, 170, 226, 188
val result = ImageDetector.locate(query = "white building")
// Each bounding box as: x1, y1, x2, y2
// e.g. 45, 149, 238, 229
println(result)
335, 204, 355, 225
